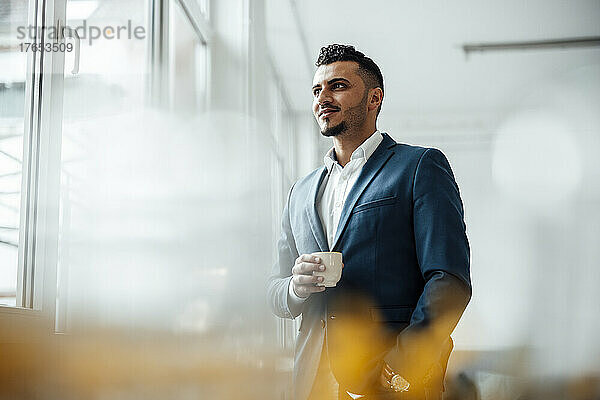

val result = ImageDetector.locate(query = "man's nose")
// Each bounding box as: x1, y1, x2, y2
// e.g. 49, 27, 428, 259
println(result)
316, 88, 333, 104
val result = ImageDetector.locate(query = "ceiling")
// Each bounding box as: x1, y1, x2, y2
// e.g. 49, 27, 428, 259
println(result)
266, 0, 600, 133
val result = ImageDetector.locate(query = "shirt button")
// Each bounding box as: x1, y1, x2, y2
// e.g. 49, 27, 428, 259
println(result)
320, 319, 326, 329
335, 202, 342, 208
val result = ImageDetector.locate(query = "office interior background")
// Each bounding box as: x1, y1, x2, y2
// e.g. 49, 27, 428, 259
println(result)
1, 0, 600, 398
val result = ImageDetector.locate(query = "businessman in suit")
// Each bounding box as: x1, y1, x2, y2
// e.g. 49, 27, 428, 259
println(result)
267, 44, 471, 400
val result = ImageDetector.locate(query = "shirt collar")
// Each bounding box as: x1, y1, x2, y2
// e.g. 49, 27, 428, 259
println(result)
323, 130, 383, 172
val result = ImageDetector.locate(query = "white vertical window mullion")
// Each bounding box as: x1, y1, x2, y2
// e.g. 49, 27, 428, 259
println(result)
33, 0, 67, 318
17, 0, 44, 309
17, 0, 68, 325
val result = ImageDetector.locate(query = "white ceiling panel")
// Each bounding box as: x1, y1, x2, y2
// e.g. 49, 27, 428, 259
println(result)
266, 0, 600, 122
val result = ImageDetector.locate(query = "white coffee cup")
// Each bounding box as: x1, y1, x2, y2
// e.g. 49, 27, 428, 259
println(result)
311, 252, 343, 287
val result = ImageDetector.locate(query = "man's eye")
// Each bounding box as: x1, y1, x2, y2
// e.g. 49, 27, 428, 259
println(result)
313, 89, 321, 96
333, 83, 345, 89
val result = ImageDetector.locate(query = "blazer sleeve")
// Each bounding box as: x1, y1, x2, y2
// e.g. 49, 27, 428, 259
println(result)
266, 184, 304, 319
384, 148, 472, 386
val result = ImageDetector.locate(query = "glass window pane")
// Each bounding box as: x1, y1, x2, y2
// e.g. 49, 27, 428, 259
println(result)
0, 0, 28, 307
56, 0, 148, 326
195, 0, 209, 18
170, 0, 207, 114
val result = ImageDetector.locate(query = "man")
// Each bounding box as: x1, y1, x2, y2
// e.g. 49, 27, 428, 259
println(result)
268, 44, 471, 400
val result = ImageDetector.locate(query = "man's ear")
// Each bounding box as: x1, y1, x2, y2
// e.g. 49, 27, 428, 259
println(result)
368, 87, 383, 111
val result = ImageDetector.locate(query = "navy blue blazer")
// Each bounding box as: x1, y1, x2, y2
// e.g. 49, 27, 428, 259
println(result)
268, 132, 471, 397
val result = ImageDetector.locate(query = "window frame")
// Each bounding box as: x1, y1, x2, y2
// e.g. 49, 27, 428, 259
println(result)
0, 0, 66, 330
2, 0, 214, 328
148, 0, 212, 108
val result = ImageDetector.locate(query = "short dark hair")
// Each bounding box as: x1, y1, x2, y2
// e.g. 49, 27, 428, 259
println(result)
315, 44, 384, 114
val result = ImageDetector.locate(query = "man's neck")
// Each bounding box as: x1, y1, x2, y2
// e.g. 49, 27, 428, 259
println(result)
332, 126, 377, 167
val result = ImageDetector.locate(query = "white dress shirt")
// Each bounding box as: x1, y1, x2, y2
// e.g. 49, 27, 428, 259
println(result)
317, 130, 383, 250
288, 130, 383, 304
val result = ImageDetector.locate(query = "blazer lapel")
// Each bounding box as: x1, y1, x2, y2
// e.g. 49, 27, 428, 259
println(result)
331, 133, 396, 250
305, 167, 329, 252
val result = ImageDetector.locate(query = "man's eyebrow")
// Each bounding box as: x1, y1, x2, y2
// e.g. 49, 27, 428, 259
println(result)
327, 78, 350, 85
312, 77, 351, 90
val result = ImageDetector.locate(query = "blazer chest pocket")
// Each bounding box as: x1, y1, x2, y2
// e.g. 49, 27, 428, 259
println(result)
353, 196, 398, 214
369, 306, 414, 323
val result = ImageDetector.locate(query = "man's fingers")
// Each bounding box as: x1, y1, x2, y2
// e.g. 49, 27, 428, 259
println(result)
291, 272, 327, 298
293, 275, 324, 285
291, 255, 326, 298
379, 372, 390, 390
295, 254, 322, 265
294, 284, 326, 297
292, 261, 325, 275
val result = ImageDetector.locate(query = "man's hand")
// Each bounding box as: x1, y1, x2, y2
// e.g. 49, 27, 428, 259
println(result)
380, 362, 392, 390
380, 362, 411, 393
291, 254, 326, 298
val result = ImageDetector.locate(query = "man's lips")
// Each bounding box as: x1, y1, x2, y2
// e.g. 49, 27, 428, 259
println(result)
319, 108, 339, 118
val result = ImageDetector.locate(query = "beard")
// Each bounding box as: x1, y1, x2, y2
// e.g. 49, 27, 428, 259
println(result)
321, 121, 347, 137
319, 93, 368, 138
